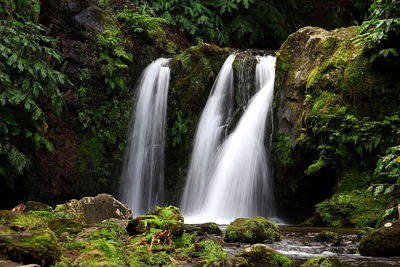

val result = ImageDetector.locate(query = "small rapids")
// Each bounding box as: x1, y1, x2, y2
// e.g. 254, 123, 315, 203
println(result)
220, 226, 400, 267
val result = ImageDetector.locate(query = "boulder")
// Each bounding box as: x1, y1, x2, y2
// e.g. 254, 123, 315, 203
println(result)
225, 217, 282, 243
54, 194, 132, 224
358, 220, 400, 256
314, 231, 342, 243
200, 222, 222, 235
236, 244, 292, 267
0, 230, 60, 266
127, 206, 184, 236
24, 201, 52, 213
300, 256, 342, 267
209, 256, 248, 267
185, 222, 222, 236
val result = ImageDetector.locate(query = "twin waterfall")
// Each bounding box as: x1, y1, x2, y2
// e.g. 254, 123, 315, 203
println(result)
119, 55, 277, 223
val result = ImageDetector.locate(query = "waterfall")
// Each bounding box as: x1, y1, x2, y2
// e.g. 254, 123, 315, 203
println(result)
186, 55, 277, 224
180, 55, 236, 214
119, 58, 171, 215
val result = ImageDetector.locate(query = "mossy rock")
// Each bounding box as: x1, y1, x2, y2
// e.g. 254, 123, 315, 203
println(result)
225, 217, 282, 243
190, 239, 227, 263
300, 256, 342, 267
0, 210, 47, 231
309, 190, 393, 227
314, 231, 342, 243
54, 194, 132, 224
236, 244, 292, 267
25, 201, 52, 212
126, 206, 184, 236
0, 230, 61, 266
48, 218, 85, 236
201, 222, 222, 235
358, 220, 400, 257
209, 256, 248, 267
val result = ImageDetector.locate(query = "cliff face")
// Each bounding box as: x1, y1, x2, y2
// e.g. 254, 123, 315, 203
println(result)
273, 26, 400, 222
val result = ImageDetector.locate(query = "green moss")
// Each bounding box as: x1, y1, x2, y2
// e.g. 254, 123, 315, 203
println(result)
272, 134, 295, 167
48, 218, 85, 236
225, 216, 282, 243
0, 230, 61, 265
190, 239, 227, 264
127, 206, 184, 236
73, 239, 125, 266
0, 210, 45, 231
89, 220, 126, 241
236, 244, 292, 267
314, 231, 342, 243
312, 190, 395, 227
300, 256, 342, 267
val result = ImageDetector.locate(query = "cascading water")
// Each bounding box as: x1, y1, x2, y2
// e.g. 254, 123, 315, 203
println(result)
119, 58, 171, 215
180, 55, 235, 214
186, 55, 277, 224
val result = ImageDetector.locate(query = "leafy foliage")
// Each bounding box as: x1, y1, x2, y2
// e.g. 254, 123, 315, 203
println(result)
303, 113, 400, 176
0, 0, 65, 185
375, 145, 400, 184
135, 0, 311, 47
356, 0, 400, 61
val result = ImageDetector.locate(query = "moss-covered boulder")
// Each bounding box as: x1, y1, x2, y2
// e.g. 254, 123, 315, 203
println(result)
314, 231, 342, 243
0, 210, 61, 265
225, 217, 282, 243
0, 210, 46, 231
306, 190, 397, 227
126, 206, 184, 236
190, 239, 227, 263
54, 194, 132, 224
358, 220, 400, 256
300, 256, 342, 267
0, 230, 60, 266
25, 201, 52, 212
209, 256, 249, 267
201, 222, 223, 235
236, 244, 292, 267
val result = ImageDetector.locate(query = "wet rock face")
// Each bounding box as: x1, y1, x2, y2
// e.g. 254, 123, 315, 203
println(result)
54, 194, 132, 224
225, 216, 282, 243
358, 220, 400, 257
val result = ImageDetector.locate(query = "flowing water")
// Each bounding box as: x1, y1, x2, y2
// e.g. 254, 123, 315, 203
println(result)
180, 55, 235, 214
221, 226, 400, 267
119, 58, 171, 215
185, 56, 277, 224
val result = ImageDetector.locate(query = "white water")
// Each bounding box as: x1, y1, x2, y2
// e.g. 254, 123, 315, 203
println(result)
185, 56, 277, 224
119, 58, 171, 215
180, 55, 236, 214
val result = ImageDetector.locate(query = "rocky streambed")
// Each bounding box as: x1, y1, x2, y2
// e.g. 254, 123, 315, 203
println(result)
218, 225, 400, 267
1, 194, 400, 266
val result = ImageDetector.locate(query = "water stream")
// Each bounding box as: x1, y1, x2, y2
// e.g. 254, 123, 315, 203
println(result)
221, 226, 400, 267
119, 58, 171, 215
